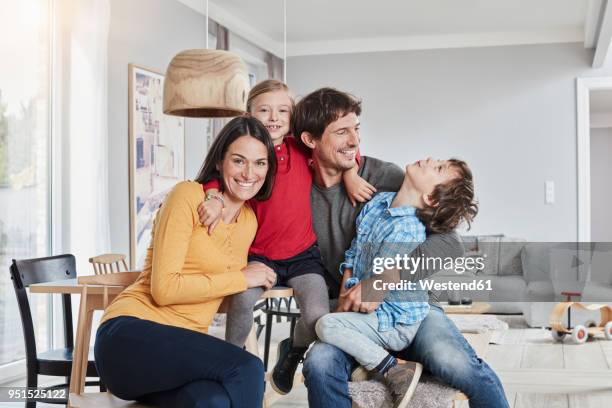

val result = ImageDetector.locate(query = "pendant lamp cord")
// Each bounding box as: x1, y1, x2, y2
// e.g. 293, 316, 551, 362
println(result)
283, 0, 287, 83
205, 0, 209, 49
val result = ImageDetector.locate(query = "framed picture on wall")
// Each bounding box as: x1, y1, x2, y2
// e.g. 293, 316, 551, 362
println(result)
128, 64, 185, 270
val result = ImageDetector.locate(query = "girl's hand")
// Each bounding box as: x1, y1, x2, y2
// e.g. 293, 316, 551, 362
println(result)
197, 195, 223, 235
242, 262, 277, 289
343, 166, 376, 207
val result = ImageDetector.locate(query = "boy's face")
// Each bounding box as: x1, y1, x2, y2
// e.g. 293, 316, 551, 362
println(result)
405, 158, 459, 205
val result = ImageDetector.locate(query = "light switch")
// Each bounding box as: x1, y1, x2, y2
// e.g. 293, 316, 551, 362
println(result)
545, 181, 555, 204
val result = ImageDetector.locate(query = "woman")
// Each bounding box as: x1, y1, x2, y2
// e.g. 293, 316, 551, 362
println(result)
94, 116, 278, 408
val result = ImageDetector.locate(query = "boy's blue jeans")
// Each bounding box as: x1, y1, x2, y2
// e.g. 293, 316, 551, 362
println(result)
303, 304, 510, 408
315, 311, 420, 371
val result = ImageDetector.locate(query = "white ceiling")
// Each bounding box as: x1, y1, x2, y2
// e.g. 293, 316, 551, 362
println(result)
215, 0, 586, 42
177, 0, 599, 58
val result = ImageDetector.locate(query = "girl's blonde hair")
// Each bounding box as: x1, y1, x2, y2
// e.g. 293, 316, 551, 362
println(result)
246, 79, 295, 113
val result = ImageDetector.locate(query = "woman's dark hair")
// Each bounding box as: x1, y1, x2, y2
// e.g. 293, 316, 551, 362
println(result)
416, 159, 478, 234
194, 116, 277, 201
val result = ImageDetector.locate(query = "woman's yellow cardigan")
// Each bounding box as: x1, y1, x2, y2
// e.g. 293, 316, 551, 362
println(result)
101, 181, 257, 334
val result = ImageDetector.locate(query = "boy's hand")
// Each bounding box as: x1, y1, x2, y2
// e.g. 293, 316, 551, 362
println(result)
197, 197, 223, 235
336, 282, 381, 313
343, 166, 376, 207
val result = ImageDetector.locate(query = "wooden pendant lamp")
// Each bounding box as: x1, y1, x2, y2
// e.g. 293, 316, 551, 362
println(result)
163, 1, 249, 118
163, 49, 249, 117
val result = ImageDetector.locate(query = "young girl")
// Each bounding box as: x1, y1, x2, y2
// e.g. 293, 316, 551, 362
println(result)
198, 80, 374, 395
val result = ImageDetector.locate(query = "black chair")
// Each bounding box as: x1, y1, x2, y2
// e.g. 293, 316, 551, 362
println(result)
10, 254, 104, 406
258, 293, 300, 371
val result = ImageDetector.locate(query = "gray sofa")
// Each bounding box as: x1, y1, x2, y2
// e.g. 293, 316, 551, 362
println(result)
430, 236, 612, 327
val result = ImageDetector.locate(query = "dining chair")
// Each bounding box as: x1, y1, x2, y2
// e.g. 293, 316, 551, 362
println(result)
9, 254, 103, 407
88, 254, 129, 275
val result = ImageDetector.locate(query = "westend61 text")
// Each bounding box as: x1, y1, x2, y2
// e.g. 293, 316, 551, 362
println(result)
373, 279, 493, 292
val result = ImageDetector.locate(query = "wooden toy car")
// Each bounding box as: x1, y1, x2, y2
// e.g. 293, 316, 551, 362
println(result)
549, 302, 612, 344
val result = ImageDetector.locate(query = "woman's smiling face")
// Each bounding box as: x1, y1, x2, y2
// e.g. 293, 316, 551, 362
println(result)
219, 135, 270, 203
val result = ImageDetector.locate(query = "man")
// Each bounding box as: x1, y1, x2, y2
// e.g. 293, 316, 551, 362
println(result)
290, 87, 509, 408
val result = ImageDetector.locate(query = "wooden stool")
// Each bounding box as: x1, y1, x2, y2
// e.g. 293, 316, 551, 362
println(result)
68, 272, 146, 407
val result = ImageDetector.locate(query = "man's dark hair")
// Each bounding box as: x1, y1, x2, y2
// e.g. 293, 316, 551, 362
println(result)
292, 87, 362, 150
195, 116, 277, 201
416, 159, 478, 234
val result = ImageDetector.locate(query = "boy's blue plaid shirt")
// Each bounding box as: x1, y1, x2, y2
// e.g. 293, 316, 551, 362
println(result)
340, 192, 430, 332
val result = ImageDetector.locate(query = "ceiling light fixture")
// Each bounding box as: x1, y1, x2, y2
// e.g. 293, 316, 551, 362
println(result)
163, 0, 249, 118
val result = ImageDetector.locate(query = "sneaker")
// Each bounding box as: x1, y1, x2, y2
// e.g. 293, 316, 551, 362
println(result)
383, 361, 423, 408
270, 338, 307, 395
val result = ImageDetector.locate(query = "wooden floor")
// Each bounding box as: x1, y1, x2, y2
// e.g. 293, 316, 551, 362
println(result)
2, 315, 612, 408
269, 315, 612, 408
473, 315, 612, 408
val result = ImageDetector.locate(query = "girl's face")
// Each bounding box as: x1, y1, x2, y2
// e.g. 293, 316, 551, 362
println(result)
219, 135, 270, 203
250, 90, 292, 145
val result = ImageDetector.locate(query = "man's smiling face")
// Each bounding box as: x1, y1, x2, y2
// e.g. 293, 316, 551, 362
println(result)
314, 112, 360, 171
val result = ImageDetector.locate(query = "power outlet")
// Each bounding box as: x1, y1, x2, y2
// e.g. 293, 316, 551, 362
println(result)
545, 181, 555, 204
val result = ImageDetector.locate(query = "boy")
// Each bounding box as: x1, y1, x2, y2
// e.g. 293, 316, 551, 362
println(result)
316, 157, 478, 408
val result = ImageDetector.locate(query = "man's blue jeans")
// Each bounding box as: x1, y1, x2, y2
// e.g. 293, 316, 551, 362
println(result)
303, 304, 509, 408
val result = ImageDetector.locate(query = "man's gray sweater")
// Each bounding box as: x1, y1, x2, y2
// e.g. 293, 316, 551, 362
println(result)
310, 156, 464, 303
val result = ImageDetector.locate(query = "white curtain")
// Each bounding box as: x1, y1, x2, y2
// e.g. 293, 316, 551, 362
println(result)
66, 0, 111, 274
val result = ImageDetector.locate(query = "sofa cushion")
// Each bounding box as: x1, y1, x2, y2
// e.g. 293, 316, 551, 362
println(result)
498, 238, 526, 276
589, 244, 612, 284
549, 245, 594, 282
526, 280, 555, 302
476, 235, 504, 275
461, 235, 479, 253
582, 282, 612, 302
521, 243, 552, 282
488, 275, 526, 301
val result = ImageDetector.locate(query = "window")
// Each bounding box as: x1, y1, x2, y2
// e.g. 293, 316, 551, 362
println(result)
0, 0, 52, 379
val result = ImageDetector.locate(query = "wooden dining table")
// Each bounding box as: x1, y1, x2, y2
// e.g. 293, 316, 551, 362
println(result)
29, 273, 140, 397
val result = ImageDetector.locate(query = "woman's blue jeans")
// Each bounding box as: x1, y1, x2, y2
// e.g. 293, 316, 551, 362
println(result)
94, 316, 265, 408
303, 304, 509, 408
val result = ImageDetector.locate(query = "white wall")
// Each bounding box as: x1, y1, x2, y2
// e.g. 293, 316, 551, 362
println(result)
108, 0, 209, 259
287, 43, 612, 241
106, 3, 612, 253
591, 128, 612, 241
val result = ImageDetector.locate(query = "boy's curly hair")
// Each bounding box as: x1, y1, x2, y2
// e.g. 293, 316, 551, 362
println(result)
416, 159, 478, 234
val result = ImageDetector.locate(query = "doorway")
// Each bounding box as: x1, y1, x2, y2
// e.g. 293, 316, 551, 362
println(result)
576, 77, 612, 242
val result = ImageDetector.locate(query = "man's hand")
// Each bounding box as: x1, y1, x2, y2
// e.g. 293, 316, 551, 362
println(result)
197, 195, 223, 235
336, 282, 381, 313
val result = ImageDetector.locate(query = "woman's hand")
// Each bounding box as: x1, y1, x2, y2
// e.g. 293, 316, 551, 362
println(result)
197, 192, 223, 235
242, 262, 277, 290
343, 166, 376, 207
